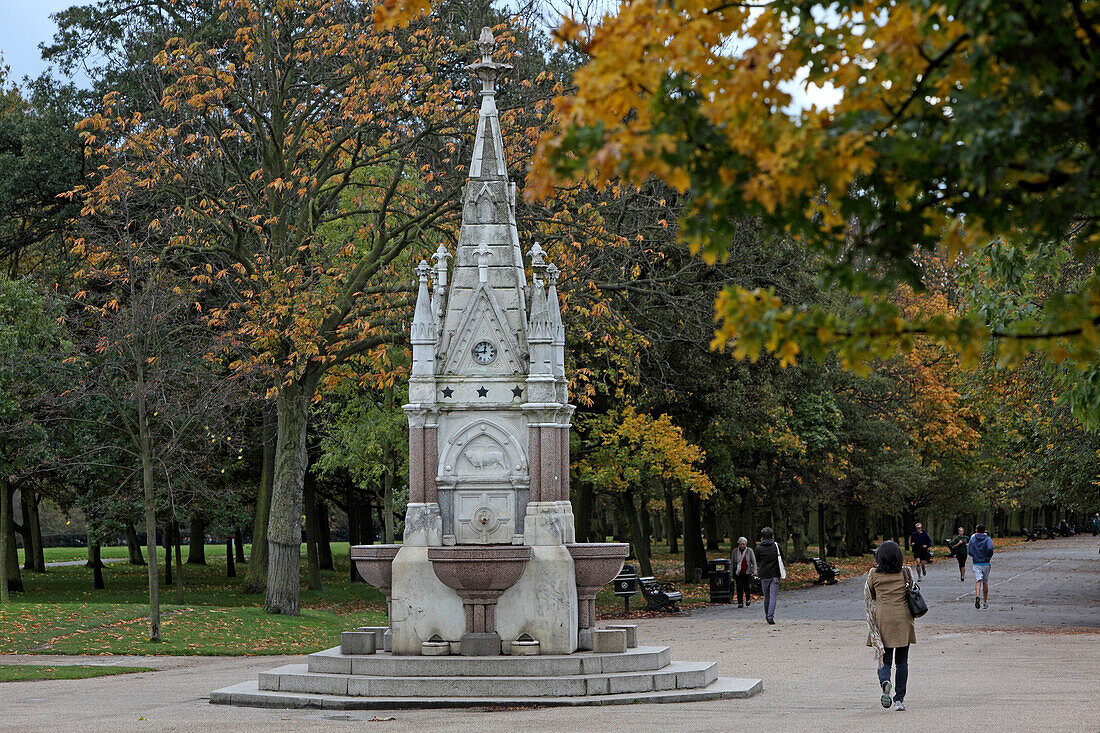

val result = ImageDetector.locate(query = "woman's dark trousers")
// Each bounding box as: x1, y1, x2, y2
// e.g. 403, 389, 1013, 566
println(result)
877, 645, 909, 702
735, 573, 752, 605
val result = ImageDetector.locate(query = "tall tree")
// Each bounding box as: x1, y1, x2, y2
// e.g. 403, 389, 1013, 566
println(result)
75, 0, 476, 614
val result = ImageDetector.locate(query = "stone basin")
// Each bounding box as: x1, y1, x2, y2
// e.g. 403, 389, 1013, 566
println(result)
566, 542, 630, 650
426, 546, 531, 592
426, 546, 532, 656
350, 544, 401, 595
566, 542, 630, 588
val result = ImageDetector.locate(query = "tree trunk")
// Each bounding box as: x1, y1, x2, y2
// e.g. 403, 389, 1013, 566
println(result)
226, 537, 236, 578
348, 483, 364, 582
303, 469, 322, 592
187, 514, 207, 564
126, 523, 146, 566
318, 502, 334, 571
88, 539, 105, 590
574, 481, 594, 543
136, 357, 160, 640
163, 524, 173, 587
682, 490, 707, 582
20, 489, 45, 572
664, 490, 679, 554
704, 502, 721, 551
244, 400, 276, 593
790, 506, 809, 562
85, 535, 104, 568
234, 529, 247, 563
1, 478, 11, 602
621, 490, 653, 577
265, 388, 309, 615
818, 503, 827, 558
651, 508, 664, 542
173, 519, 184, 605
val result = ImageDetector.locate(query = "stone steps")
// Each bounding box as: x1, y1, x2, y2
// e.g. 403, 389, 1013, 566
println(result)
210, 676, 763, 709
258, 659, 717, 698
307, 645, 672, 676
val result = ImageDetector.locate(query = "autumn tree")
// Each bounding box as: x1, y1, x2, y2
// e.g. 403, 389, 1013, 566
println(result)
64, 117, 244, 633
575, 405, 712, 576
520, 1, 1100, 388
68, 0, 492, 614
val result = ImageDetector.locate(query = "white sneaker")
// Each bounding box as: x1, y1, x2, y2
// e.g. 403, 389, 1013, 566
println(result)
893, 700, 906, 711
982, 601, 988, 609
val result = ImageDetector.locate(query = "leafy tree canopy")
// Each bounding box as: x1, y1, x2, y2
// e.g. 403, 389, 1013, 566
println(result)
519, 1, 1100, 377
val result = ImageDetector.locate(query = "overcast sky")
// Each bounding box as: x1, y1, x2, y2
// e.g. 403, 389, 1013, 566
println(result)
0, 1, 79, 84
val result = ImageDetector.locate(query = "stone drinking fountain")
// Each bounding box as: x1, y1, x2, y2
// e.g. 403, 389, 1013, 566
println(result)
211, 28, 761, 708
427, 546, 531, 655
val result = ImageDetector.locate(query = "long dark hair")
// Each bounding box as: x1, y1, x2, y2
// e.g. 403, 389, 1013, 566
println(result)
875, 540, 904, 574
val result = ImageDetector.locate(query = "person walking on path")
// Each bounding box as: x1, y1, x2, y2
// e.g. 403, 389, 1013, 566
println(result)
732, 537, 757, 609
755, 528, 782, 624
967, 524, 994, 609
910, 522, 932, 577
948, 527, 969, 582
865, 540, 917, 712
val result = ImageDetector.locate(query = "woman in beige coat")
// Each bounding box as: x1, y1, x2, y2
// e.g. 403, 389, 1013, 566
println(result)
865, 540, 916, 711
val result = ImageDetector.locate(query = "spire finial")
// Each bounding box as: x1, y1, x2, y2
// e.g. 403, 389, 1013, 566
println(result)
476, 27, 496, 62
466, 27, 512, 100
528, 241, 547, 269
416, 259, 430, 282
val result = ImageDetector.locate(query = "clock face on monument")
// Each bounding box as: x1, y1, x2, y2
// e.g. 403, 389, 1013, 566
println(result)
472, 340, 496, 365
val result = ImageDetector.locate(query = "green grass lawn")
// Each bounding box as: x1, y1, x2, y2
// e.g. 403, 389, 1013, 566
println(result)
0, 664, 154, 683
17, 541, 303, 566
0, 544, 386, 656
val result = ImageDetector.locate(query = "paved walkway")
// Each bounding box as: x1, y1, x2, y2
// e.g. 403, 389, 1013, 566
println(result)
698, 535, 1100, 628
44, 558, 127, 568
1, 537, 1097, 732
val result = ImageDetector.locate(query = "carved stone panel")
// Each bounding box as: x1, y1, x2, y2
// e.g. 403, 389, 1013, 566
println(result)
454, 490, 515, 544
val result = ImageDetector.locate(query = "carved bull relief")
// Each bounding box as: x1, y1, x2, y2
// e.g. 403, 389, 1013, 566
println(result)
437, 419, 529, 545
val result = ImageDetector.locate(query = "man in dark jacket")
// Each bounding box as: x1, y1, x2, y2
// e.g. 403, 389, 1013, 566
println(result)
910, 522, 932, 577
967, 524, 995, 609
755, 527, 782, 624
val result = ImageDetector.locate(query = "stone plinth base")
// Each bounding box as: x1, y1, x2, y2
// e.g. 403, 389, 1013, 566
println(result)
459, 632, 502, 656
210, 645, 764, 709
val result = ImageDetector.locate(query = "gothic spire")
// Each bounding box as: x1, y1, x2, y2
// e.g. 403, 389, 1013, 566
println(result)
465, 27, 512, 180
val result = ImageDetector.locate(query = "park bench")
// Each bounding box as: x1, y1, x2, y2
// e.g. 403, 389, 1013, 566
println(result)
810, 557, 840, 584
638, 576, 683, 612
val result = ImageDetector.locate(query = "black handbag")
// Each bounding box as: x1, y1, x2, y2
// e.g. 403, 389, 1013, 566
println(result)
903, 567, 929, 618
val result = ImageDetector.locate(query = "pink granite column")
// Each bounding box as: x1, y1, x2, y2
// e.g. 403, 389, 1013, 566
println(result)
528, 425, 542, 502
408, 426, 425, 503
560, 426, 570, 502
542, 424, 559, 502
424, 426, 438, 502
